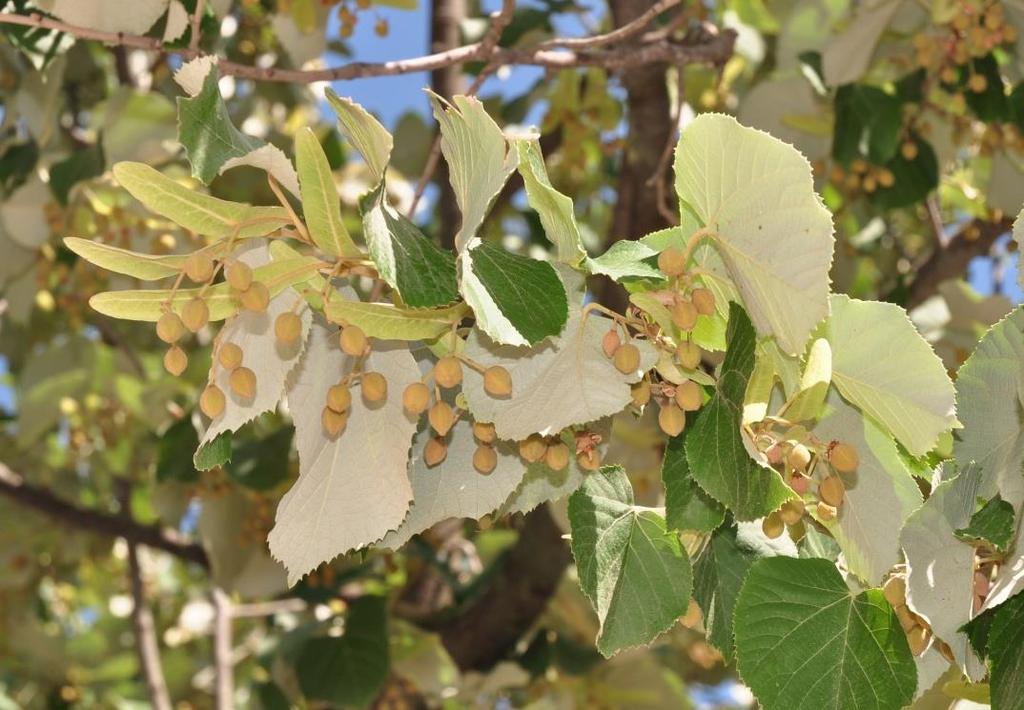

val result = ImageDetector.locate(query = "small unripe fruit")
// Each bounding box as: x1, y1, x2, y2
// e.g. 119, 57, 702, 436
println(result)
762, 512, 785, 539
424, 437, 447, 467
816, 501, 837, 521
677, 341, 702, 369
218, 342, 243, 370
780, 499, 805, 525
829, 442, 859, 472
519, 434, 548, 463
275, 312, 303, 343
340, 325, 368, 357
577, 449, 601, 471
968, 73, 988, 93
883, 576, 906, 609
433, 356, 462, 388
472, 421, 496, 444
226, 261, 253, 291
402, 382, 431, 415
691, 288, 715, 316
790, 474, 810, 495
200, 384, 226, 418
602, 329, 621, 358
183, 252, 214, 283
483, 366, 512, 397
907, 625, 931, 656
658, 403, 686, 437
787, 443, 811, 471
428, 401, 455, 436
674, 380, 701, 411
164, 345, 188, 376
326, 384, 351, 413
230, 367, 257, 399
819, 475, 845, 507
240, 281, 270, 312
157, 312, 185, 343
361, 372, 387, 402
877, 169, 895, 188
473, 445, 497, 474
901, 141, 918, 161
182, 297, 210, 332
322, 406, 348, 436
544, 441, 569, 471
657, 247, 687, 277
671, 300, 698, 330
631, 380, 651, 407
766, 443, 784, 465
613, 344, 640, 374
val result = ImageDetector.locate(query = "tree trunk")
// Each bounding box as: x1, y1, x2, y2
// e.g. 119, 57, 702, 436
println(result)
430, 0, 465, 249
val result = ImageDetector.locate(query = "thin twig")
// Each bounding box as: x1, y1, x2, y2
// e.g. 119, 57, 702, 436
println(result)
189, 0, 205, 52
230, 598, 308, 618
212, 588, 233, 710
0, 11, 735, 85
538, 0, 681, 49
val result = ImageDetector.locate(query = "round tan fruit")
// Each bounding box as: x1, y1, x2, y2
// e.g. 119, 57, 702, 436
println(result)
361, 372, 387, 402
657, 247, 687, 277
519, 434, 548, 463
483, 366, 512, 397
472, 421, 496, 444
658, 402, 686, 437
275, 312, 303, 344
816, 501, 837, 521
613, 344, 640, 374
218, 342, 243, 370
240, 281, 270, 312
225, 261, 253, 292
779, 499, 805, 525
428, 402, 455, 436
424, 437, 448, 467
181, 297, 210, 332
183, 252, 214, 283
671, 300, 698, 331
340, 325, 368, 357
787, 443, 811, 472
829, 442, 859, 472
200, 385, 226, 418
691, 288, 715, 316
819, 475, 845, 507
322, 407, 348, 437
602, 329, 621, 358
157, 312, 185, 343
402, 382, 431, 415
230, 367, 257, 399
473, 445, 497, 474
326, 384, 352, 413
544, 442, 570, 471
674, 380, 701, 411
631, 380, 651, 407
790, 473, 810, 495
762, 512, 785, 539
433, 356, 462, 388
577, 449, 601, 471
164, 345, 188, 376
677, 341, 702, 369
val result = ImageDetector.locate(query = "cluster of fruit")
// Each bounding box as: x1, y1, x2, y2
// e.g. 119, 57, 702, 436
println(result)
319, 325, 386, 436
914, 1, 1017, 73
517, 429, 602, 472
883, 573, 952, 658
828, 158, 897, 196
330, 0, 388, 38
758, 434, 859, 541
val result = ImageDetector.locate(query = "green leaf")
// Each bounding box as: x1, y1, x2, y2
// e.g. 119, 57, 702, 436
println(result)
833, 85, 902, 165
820, 0, 902, 87
820, 294, 956, 456
156, 417, 202, 483
462, 241, 568, 346
587, 240, 662, 282
735, 557, 917, 710
954, 495, 1016, 553
963, 54, 1008, 122
430, 93, 517, 252
780, 337, 831, 423
361, 182, 459, 308
322, 293, 469, 341
295, 127, 360, 258
694, 523, 794, 662
227, 426, 293, 490
869, 134, 939, 210
89, 256, 321, 322
662, 428, 724, 533
515, 139, 586, 265
988, 591, 1024, 708
49, 141, 104, 205
685, 303, 795, 519
296, 596, 390, 707
194, 431, 232, 471
568, 466, 692, 657
674, 113, 834, 355
112, 162, 289, 239
64, 237, 190, 281
176, 62, 263, 185
326, 89, 393, 184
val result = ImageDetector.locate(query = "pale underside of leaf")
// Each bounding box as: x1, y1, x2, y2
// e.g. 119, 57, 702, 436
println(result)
515, 139, 587, 266
295, 127, 360, 257
326, 89, 393, 184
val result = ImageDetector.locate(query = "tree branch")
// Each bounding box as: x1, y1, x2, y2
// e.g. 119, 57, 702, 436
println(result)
212, 587, 233, 710
0, 463, 209, 568
190, 0, 205, 52
0, 11, 735, 84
